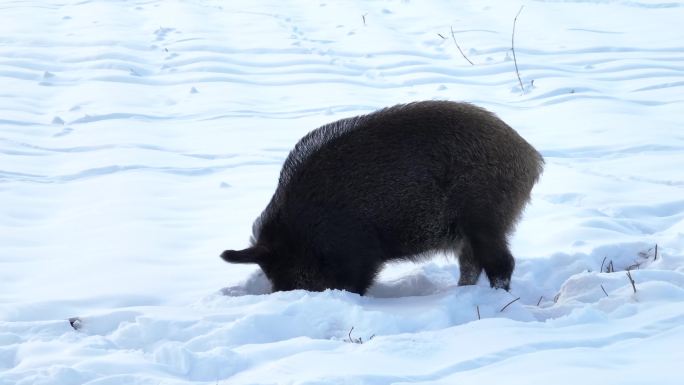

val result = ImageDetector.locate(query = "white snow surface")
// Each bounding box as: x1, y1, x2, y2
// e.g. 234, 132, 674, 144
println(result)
2, 0, 684, 384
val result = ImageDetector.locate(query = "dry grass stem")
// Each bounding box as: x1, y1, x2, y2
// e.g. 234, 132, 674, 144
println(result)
626, 271, 637, 293
450, 26, 474, 65
500, 297, 521, 312
512, 6, 525, 93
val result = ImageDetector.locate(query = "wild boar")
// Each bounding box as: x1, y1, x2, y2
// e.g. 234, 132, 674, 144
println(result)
221, 101, 543, 294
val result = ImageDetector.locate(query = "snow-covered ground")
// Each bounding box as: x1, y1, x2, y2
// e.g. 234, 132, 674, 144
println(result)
2, 0, 684, 384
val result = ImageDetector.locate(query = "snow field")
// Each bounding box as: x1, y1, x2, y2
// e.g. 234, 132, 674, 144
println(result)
1, 0, 684, 384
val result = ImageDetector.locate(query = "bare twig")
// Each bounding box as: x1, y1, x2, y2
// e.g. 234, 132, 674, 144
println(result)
600, 257, 607, 273
626, 271, 637, 293
450, 26, 474, 65
639, 244, 659, 261
476, 305, 481, 320
536, 296, 543, 306
600, 284, 608, 297
347, 326, 369, 344
511, 6, 525, 94
606, 260, 614, 273
438, 33, 446, 39
500, 297, 521, 312
553, 292, 561, 303
362, 14, 367, 26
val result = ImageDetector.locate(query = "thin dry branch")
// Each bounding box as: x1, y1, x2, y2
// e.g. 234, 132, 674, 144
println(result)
600, 257, 607, 273
600, 284, 608, 297
450, 26, 474, 65
348, 326, 357, 343
347, 326, 370, 344
626, 271, 637, 293
511, 6, 525, 93
638, 244, 659, 261
500, 297, 521, 312
476, 305, 481, 320
536, 296, 543, 306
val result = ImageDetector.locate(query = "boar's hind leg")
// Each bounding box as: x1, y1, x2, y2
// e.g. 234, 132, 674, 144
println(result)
457, 238, 482, 286
469, 232, 514, 291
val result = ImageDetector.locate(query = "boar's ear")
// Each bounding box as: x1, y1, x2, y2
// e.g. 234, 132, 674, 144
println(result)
220, 246, 268, 264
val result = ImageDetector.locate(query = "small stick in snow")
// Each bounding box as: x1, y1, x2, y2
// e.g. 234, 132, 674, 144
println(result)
476, 305, 481, 320
438, 33, 446, 39
362, 14, 367, 26
536, 296, 543, 306
600, 284, 608, 297
347, 327, 364, 344
553, 292, 561, 303
511, 6, 525, 94
500, 297, 521, 312
654, 244, 658, 261
626, 270, 637, 293
600, 257, 607, 273
450, 26, 474, 65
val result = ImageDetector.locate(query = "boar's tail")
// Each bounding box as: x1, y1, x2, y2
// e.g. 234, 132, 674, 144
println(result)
220, 246, 267, 264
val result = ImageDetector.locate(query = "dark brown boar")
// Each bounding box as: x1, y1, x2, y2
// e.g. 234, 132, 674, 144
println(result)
221, 101, 543, 294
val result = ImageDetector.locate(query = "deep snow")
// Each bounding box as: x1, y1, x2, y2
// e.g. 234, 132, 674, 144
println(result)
1, 0, 684, 384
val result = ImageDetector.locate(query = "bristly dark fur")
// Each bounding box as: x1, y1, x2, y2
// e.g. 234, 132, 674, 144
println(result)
222, 100, 544, 295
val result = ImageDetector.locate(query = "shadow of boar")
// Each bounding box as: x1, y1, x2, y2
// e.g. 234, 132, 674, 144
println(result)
222, 101, 544, 295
